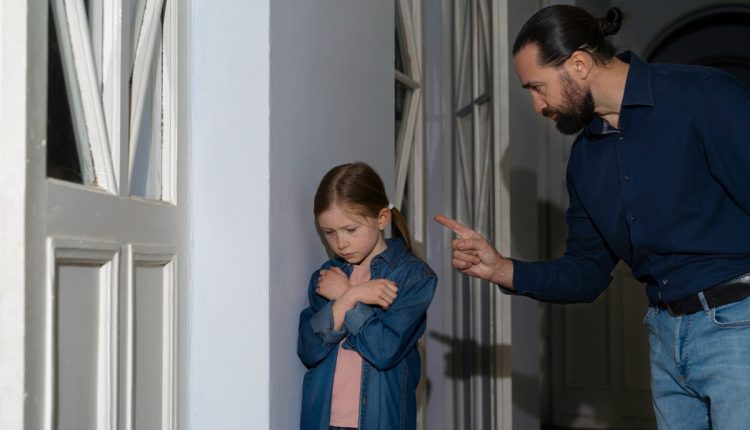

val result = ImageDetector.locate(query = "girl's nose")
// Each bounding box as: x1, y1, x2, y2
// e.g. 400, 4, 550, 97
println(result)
336, 236, 348, 249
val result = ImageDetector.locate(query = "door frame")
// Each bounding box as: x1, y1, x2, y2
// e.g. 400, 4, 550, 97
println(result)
0, 0, 48, 427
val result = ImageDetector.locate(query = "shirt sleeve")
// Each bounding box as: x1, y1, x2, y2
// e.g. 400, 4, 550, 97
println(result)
297, 270, 347, 368
343, 266, 437, 371
694, 70, 750, 216
509, 171, 619, 303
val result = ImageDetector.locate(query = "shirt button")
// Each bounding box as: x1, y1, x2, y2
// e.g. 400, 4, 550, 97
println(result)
662, 279, 669, 286
624, 175, 630, 181
629, 215, 636, 222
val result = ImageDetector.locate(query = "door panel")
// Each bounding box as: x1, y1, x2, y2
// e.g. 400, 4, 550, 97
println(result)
55, 265, 109, 430
128, 246, 176, 430
50, 241, 120, 430
10, 0, 185, 429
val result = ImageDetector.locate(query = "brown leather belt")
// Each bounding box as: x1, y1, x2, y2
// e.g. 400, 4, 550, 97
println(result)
660, 273, 750, 317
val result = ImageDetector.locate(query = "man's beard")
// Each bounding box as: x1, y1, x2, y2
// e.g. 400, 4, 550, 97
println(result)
543, 72, 595, 135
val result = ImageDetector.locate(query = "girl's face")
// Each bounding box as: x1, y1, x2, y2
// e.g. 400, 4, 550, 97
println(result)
317, 203, 389, 267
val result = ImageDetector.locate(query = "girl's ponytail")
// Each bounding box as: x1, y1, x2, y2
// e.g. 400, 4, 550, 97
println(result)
390, 206, 415, 254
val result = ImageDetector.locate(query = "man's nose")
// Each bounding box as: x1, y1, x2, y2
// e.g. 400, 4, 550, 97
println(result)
531, 93, 547, 114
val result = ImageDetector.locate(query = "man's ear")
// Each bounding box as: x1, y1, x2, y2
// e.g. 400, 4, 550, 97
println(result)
377, 207, 391, 230
567, 50, 592, 80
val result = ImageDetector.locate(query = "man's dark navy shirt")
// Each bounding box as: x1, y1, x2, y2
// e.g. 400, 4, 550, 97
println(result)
512, 51, 750, 305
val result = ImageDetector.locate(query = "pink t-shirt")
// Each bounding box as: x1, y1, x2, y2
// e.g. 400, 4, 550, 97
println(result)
329, 264, 370, 428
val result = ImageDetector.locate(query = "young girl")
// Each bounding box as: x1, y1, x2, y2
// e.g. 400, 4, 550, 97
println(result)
298, 162, 437, 430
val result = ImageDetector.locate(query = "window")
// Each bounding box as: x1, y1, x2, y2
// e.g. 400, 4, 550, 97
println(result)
47, 0, 177, 202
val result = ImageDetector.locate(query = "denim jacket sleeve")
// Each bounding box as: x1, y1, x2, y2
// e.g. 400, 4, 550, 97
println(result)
297, 270, 347, 368
343, 264, 437, 370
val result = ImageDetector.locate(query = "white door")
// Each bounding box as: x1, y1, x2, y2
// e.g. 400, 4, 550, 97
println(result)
1, 1, 186, 429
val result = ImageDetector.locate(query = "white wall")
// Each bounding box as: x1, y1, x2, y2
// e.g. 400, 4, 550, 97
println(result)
268, 2, 394, 429
188, 0, 270, 428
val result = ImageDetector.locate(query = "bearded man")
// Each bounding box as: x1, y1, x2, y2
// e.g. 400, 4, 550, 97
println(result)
436, 5, 750, 429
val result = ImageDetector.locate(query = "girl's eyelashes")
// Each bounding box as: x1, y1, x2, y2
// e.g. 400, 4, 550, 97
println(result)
321, 226, 359, 235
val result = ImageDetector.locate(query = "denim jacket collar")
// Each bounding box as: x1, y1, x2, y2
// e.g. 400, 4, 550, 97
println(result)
330, 237, 408, 274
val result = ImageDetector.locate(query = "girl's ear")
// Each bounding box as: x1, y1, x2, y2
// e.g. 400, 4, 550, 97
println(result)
377, 207, 391, 230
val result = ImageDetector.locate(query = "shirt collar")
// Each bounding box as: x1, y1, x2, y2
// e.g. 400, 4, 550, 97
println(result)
584, 51, 654, 136
619, 51, 654, 108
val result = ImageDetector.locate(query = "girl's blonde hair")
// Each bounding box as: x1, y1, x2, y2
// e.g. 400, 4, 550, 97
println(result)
314, 162, 414, 253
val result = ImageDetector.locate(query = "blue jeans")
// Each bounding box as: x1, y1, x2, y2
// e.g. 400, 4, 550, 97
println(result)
645, 294, 750, 429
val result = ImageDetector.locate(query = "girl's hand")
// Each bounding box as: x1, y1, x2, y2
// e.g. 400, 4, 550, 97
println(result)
316, 267, 349, 300
350, 279, 398, 310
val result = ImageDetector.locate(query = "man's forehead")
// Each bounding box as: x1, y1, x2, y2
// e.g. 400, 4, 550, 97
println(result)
515, 45, 558, 83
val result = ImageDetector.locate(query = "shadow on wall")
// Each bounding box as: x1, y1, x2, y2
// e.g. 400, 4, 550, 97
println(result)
427, 331, 543, 421
425, 331, 512, 416
429, 332, 511, 379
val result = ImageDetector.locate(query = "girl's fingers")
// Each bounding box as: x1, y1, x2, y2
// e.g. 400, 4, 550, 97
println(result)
382, 290, 395, 303
380, 295, 392, 309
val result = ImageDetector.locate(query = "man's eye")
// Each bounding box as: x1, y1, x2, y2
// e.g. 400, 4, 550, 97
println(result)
324, 231, 335, 236
346, 228, 357, 233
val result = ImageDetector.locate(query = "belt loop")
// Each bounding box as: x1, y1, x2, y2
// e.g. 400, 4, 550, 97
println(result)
697, 291, 710, 312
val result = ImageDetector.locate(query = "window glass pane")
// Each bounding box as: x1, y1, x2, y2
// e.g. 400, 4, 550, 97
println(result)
454, 0, 474, 111
476, 0, 492, 94
395, 17, 406, 74
395, 81, 408, 140
129, 0, 144, 63
130, 43, 163, 200
84, 0, 103, 84
47, 7, 83, 184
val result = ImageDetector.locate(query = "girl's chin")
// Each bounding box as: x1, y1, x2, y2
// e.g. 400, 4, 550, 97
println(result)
340, 254, 363, 264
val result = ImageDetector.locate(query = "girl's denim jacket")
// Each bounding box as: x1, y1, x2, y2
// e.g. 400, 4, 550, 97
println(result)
298, 238, 437, 430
